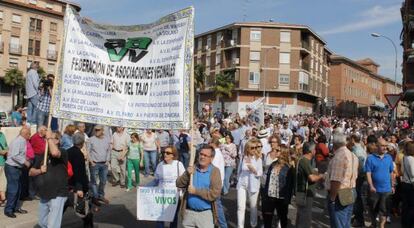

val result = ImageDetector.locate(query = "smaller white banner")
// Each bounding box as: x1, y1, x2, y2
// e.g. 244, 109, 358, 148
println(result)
137, 187, 179, 222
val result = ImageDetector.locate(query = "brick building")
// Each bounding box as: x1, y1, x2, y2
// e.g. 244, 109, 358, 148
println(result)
194, 22, 331, 116
329, 55, 408, 117
0, 0, 80, 111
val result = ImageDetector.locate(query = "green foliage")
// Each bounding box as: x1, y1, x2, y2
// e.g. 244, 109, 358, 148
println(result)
213, 72, 234, 99
4, 68, 24, 88
194, 64, 205, 90
38, 66, 47, 78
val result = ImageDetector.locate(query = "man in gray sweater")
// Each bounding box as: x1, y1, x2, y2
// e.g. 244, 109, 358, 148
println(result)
88, 125, 111, 205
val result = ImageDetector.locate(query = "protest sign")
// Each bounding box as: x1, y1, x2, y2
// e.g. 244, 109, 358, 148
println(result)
51, 6, 194, 129
137, 187, 179, 222
246, 97, 265, 125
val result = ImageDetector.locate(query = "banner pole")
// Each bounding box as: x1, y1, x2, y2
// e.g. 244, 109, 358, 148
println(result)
43, 4, 69, 166
189, 17, 195, 186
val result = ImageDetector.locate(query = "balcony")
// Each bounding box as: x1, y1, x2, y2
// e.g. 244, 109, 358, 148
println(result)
47, 50, 57, 60
301, 61, 310, 72
0, 42, 3, 53
224, 39, 238, 48
9, 44, 22, 55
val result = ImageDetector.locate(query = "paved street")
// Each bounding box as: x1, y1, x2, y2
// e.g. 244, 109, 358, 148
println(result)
0, 174, 402, 228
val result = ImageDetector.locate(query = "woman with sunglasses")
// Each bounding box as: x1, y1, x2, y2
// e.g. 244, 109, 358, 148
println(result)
236, 139, 263, 228
262, 136, 282, 185
126, 133, 144, 192
153, 146, 185, 228
262, 147, 294, 228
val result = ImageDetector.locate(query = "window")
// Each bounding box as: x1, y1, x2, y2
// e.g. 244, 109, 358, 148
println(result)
206, 56, 210, 66
197, 38, 202, 50
216, 32, 222, 46
280, 31, 291, 43
216, 53, 221, 65
50, 22, 57, 32
28, 39, 41, 56
47, 63, 55, 73
206, 35, 211, 49
29, 0, 37, 4
46, 3, 53, 9
250, 51, 260, 61
279, 74, 289, 85
30, 18, 42, 32
12, 14, 21, 24
249, 72, 260, 84
9, 58, 19, 68
279, 52, 290, 64
250, 30, 261, 42
0, 11, 3, 20
299, 71, 309, 91
10, 36, 20, 47
310, 58, 314, 69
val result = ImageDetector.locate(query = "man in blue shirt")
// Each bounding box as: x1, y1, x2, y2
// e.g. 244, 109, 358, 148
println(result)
176, 145, 222, 228
25, 62, 40, 124
365, 138, 394, 228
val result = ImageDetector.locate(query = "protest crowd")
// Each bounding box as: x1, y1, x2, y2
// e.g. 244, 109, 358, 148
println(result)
1, 61, 414, 228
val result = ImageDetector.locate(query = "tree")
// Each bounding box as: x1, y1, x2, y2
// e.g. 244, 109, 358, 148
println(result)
4, 68, 25, 109
38, 66, 47, 79
213, 72, 234, 111
194, 64, 206, 114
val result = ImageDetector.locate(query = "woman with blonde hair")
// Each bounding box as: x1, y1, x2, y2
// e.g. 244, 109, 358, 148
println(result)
236, 139, 263, 228
261, 147, 294, 228
61, 124, 76, 150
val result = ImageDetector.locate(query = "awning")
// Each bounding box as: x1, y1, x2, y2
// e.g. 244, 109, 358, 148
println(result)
371, 100, 386, 109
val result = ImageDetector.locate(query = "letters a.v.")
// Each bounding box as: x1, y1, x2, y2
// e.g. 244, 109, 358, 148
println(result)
104, 37, 152, 63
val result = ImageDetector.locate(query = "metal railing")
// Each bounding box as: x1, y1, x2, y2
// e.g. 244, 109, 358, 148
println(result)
9, 44, 22, 55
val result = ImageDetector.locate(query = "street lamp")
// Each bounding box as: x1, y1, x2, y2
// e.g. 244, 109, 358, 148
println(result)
371, 32, 398, 119
262, 47, 276, 104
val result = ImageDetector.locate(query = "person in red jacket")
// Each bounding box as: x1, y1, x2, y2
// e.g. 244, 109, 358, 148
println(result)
315, 134, 329, 173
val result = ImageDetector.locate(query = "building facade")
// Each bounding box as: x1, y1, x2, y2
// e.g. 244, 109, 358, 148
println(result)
329, 55, 408, 117
194, 22, 331, 116
0, 0, 80, 111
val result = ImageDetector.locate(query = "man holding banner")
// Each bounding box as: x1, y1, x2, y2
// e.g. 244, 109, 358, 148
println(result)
176, 145, 222, 228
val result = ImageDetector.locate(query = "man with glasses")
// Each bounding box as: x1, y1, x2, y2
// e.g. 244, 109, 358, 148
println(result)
88, 125, 111, 205
176, 145, 222, 228
365, 138, 394, 228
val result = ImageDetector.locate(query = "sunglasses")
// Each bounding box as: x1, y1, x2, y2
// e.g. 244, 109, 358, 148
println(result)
163, 151, 174, 155
271, 141, 278, 143
257, 146, 263, 148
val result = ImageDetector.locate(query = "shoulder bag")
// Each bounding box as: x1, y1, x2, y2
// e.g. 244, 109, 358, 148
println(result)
295, 157, 308, 206
336, 153, 356, 206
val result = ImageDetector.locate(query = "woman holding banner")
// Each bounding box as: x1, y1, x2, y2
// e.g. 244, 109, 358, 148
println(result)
152, 145, 185, 228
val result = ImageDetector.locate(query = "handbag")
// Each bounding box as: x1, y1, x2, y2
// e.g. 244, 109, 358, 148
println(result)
295, 157, 308, 207
336, 154, 355, 206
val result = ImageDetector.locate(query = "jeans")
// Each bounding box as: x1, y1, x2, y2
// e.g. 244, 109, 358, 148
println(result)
143, 150, 157, 176
296, 197, 313, 228
223, 166, 234, 195
126, 159, 140, 189
38, 196, 67, 228
180, 153, 190, 169
262, 196, 289, 228
401, 182, 414, 228
27, 95, 39, 124
4, 164, 22, 214
111, 151, 126, 185
89, 163, 108, 199
36, 110, 49, 128
353, 176, 367, 224
237, 187, 259, 228
217, 197, 228, 228
327, 198, 354, 228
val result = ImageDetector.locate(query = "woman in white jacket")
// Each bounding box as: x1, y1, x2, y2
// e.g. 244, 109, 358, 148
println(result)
237, 139, 263, 228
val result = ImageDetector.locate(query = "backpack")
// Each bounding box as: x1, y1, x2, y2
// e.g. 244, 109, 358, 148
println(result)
179, 134, 189, 152
67, 161, 74, 179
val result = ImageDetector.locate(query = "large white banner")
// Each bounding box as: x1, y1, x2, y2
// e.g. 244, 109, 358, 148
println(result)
246, 97, 265, 125
51, 7, 194, 129
137, 187, 179, 222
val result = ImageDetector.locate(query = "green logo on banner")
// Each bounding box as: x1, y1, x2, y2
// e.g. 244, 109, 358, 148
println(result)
104, 37, 152, 63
